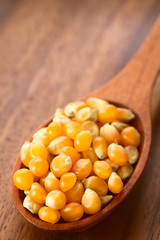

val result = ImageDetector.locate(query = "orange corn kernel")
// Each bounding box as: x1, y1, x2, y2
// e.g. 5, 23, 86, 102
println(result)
30, 182, 47, 204
74, 131, 93, 152
81, 120, 99, 138
65, 181, 84, 203
98, 104, 118, 123
81, 189, 101, 215
117, 108, 135, 122
62, 146, 80, 164
93, 136, 107, 159
64, 101, 86, 117
60, 172, 77, 192
83, 176, 108, 196
121, 126, 140, 147
46, 190, 66, 210
93, 160, 112, 179
108, 172, 123, 194
38, 206, 60, 224
47, 122, 63, 141
32, 128, 50, 146
76, 107, 98, 123
72, 158, 92, 180
50, 154, 72, 178
63, 121, 81, 139
39, 171, 49, 188
29, 158, 49, 177
13, 169, 34, 190
61, 203, 84, 222
47, 136, 73, 155
29, 142, 48, 161
100, 124, 120, 145
20, 141, 31, 167
82, 148, 98, 164
44, 172, 60, 192
107, 143, 128, 166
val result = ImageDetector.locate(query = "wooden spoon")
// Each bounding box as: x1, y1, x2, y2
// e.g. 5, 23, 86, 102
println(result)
11, 17, 160, 232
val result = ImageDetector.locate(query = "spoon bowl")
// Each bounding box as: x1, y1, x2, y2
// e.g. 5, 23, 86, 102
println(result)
11, 16, 160, 231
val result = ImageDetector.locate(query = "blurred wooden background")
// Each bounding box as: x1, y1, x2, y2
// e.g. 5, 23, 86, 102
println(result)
0, 0, 160, 239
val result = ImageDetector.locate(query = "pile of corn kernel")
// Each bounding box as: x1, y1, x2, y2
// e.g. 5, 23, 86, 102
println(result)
13, 97, 140, 224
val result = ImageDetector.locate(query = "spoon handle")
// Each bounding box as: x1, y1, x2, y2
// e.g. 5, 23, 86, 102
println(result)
92, 16, 160, 114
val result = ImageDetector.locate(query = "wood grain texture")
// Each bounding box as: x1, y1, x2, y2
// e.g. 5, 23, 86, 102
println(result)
0, 0, 160, 239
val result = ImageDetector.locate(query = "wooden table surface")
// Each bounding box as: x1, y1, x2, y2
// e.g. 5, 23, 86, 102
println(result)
0, 0, 160, 239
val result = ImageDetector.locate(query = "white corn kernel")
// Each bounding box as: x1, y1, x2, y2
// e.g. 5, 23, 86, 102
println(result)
76, 107, 98, 123
81, 121, 99, 138
23, 195, 42, 214
111, 121, 129, 132
125, 146, 139, 164
86, 97, 109, 109
64, 101, 86, 117
105, 158, 119, 172
100, 195, 113, 206
117, 163, 133, 180
32, 128, 49, 146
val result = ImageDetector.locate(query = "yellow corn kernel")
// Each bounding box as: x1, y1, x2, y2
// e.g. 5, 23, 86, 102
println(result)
13, 169, 34, 190
46, 190, 66, 210
29, 158, 49, 177
121, 126, 140, 147
38, 206, 60, 224
47, 122, 63, 141
111, 121, 129, 132
81, 189, 101, 215
93, 161, 112, 179
100, 195, 113, 206
74, 131, 93, 152
30, 182, 47, 204
93, 136, 107, 159
29, 142, 48, 161
105, 158, 119, 172
108, 143, 128, 166
32, 128, 50, 146
83, 176, 108, 196
81, 120, 99, 138
125, 146, 139, 164
98, 104, 118, 123
64, 101, 86, 117
23, 195, 42, 214
60, 172, 77, 192
82, 148, 98, 164
39, 171, 49, 188
117, 163, 133, 180
61, 203, 84, 222
50, 154, 72, 178
20, 141, 31, 167
44, 172, 60, 192
72, 158, 92, 180
62, 146, 80, 164
117, 107, 135, 122
65, 181, 84, 203
86, 97, 109, 109
47, 136, 73, 155
108, 172, 123, 194
100, 124, 120, 145
76, 107, 98, 123
63, 121, 81, 139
